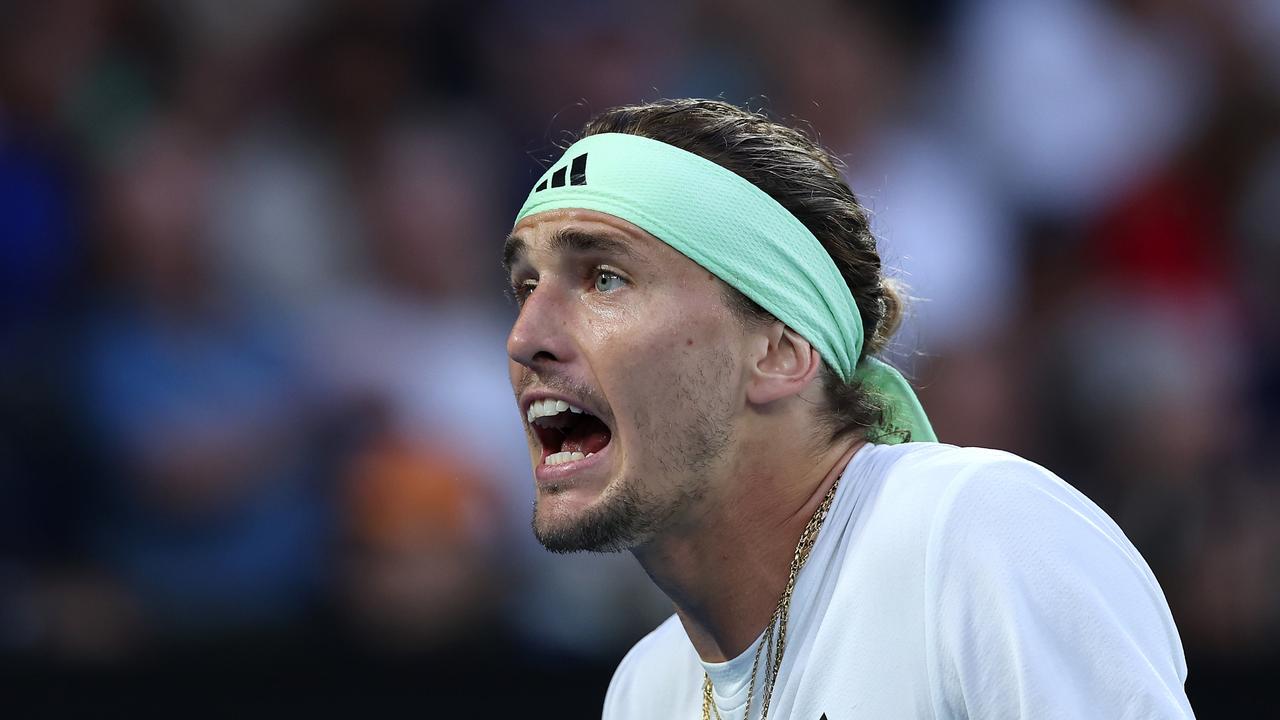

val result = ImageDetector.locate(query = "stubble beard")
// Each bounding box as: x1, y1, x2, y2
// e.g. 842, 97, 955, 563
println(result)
532, 352, 736, 554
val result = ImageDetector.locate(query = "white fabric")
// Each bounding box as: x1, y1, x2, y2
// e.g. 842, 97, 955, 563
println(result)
603, 442, 1194, 719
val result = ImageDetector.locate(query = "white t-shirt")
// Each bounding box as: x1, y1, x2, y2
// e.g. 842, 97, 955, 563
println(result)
603, 442, 1194, 719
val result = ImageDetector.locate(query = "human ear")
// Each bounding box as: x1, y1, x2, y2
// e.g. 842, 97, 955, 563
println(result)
745, 325, 822, 405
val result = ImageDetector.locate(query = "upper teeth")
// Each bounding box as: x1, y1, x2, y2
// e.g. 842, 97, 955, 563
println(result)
526, 398, 585, 424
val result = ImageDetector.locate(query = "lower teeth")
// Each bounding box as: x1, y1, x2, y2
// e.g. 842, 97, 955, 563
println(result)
544, 451, 593, 466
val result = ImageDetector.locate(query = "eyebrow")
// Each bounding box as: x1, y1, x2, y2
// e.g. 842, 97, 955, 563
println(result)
502, 235, 525, 275
502, 227, 641, 275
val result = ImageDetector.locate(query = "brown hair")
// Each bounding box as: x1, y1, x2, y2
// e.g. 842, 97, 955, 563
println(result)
580, 98, 909, 442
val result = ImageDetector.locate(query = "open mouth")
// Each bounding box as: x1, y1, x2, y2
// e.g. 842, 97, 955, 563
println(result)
526, 398, 613, 466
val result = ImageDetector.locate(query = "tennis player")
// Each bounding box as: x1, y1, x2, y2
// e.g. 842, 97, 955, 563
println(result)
503, 99, 1194, 719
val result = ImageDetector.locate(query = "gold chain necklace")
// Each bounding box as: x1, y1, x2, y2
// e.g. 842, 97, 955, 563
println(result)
701, 475, 841, 720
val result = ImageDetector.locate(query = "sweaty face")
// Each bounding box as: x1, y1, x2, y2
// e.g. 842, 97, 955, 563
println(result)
505, 209, 747, 553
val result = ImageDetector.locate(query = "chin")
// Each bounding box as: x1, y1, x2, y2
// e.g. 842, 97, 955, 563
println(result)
530, 472, 651, 554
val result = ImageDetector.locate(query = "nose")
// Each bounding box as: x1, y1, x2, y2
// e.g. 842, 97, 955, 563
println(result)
507, 283, 576, 372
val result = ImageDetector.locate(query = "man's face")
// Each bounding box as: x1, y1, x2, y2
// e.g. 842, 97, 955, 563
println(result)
505, 209, 748, 553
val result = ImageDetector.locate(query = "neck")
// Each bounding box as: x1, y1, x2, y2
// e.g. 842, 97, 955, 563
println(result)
632, 434, 865, 662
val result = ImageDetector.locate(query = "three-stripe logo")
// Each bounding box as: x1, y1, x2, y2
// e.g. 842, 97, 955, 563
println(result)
534, 153, 588, 192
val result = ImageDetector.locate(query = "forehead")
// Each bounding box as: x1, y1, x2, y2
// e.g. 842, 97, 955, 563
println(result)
505, 209, 678, 270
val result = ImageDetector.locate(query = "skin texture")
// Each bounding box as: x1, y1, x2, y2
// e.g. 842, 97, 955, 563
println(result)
506, 208, 863, 661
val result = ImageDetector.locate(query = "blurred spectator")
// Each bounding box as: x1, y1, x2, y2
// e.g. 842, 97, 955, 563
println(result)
338, 423, 503, 650
950, 0, 1207, 218
76, 122, 331, 640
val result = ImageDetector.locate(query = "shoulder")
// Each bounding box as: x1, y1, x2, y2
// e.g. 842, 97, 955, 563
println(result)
871, 441, 1054, 495
848, 443, 1094, 547
864, 442, 1115, 541
920, 445, 1177, 641
898, 447, 1192, 716
828, 443, 1123, 619
602, 614, 701, 720
904, 444, 1146, 575
867, 443, 1153, 591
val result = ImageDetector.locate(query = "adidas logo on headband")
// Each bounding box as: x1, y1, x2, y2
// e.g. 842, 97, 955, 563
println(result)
534, 152, 588, 192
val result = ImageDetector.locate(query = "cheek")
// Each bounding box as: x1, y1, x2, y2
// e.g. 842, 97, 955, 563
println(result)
582, 276, 745, 438
603, 309, 742, 422
603, 308, 719, 378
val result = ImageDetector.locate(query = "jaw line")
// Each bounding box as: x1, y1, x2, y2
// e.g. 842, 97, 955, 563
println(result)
533, 453, 653, 554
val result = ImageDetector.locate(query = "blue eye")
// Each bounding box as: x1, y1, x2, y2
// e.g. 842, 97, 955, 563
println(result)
595, 270, 625, 292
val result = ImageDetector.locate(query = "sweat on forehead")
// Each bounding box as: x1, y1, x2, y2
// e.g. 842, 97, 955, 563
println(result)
503, 224, 644, 276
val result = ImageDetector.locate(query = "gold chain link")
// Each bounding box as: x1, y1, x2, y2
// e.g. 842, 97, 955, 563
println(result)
701, 476, 840, 719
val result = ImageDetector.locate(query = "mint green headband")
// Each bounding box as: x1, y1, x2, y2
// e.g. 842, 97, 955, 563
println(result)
514, 132, 935, 444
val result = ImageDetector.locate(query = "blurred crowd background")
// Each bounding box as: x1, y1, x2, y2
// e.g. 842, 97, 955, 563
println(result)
1, 0, 1276, 715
